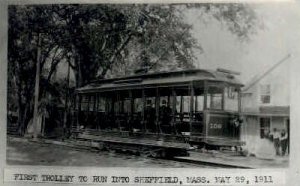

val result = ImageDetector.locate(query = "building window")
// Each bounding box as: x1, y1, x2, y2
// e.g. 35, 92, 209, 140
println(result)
260, 117, 271, 139
260, 84, 271, 104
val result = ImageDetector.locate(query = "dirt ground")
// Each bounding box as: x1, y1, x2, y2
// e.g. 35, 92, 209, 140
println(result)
6, 139, 209, 168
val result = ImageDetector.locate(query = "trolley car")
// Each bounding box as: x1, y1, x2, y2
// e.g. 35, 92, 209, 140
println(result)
72, 68, 244, 155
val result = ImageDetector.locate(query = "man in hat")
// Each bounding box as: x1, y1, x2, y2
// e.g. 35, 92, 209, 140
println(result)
144, 99, 156, 132
159, 100, 172, 133
272, 128, 281, 156
280, 129, 288, 156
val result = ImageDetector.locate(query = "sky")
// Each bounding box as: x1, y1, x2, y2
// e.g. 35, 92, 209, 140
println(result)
55, 2, 300, 86
185, 1, 300, 84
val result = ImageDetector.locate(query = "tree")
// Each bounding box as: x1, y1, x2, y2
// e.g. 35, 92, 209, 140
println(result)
7, 3, 260, 136
8, 5, 69, 135
65, 4, 259, 79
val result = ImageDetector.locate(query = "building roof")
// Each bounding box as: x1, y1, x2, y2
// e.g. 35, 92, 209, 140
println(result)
242, 106, 290, 117
242, 112, 289, 117
259, 106, 290, 115
76, 68, 243, 93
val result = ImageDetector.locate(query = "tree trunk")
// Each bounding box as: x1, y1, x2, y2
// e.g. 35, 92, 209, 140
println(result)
17, 100, 24, 136
33, 33, 42, 140
17, 100, 30, 136
72, 44, 84, 88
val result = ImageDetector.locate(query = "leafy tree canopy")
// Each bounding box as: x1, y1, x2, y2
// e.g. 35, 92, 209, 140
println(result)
9, 3, 259, 85
7, 3, 260, 135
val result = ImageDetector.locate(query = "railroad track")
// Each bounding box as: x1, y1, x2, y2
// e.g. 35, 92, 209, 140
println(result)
8, 136, 249, 168
47, 138, 250, 168
169, 157, 251, 169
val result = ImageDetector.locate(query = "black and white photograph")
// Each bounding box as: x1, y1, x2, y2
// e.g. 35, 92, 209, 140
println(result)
2, 1, 300, 183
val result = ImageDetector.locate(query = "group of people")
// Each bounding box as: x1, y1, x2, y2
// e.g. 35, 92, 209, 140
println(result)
249, 127, 289, 159
271, 128, 289, 156
144, 99, 172, 133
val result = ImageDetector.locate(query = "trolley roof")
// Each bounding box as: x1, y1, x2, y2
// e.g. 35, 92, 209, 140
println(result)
76, 69, 243, 93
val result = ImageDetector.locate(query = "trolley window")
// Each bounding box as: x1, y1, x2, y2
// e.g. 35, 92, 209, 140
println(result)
224, 86, 239, 111
207, 85, 223, 110
97, 96, 106, 112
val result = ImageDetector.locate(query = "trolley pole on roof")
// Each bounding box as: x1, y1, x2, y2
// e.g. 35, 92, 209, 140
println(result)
33, 33, 42, 140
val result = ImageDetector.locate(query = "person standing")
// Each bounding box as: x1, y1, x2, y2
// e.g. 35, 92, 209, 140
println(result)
145, 99, 156, 132
272, 128, 281, 156
280, 129, 288, 156
159, 100, 172, 134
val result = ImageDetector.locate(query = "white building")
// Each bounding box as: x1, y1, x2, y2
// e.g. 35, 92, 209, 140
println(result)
241, 55, 290, 155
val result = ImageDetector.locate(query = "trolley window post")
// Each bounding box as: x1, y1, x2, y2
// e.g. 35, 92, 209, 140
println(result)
189, 82, 194, 135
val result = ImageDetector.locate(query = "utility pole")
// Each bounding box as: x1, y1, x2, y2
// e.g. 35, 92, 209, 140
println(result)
33, 33, 42, 140
63, 56, 71, 140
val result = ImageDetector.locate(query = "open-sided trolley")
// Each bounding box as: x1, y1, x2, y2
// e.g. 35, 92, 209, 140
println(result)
72, 69, 244, 149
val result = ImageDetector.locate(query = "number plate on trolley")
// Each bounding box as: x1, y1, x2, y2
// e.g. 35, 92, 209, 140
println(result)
210, 123, 222, 129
